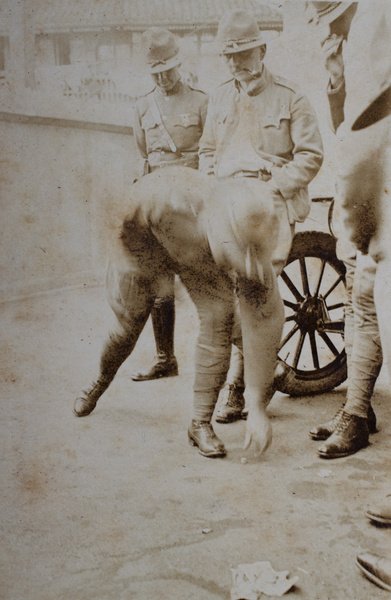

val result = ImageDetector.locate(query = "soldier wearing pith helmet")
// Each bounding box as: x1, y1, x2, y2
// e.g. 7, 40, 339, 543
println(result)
132, 27, 208, 382
199, 9, 323, 431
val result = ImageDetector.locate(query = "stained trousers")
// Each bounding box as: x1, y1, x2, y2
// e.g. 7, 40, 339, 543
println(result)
97, 247, 283, 425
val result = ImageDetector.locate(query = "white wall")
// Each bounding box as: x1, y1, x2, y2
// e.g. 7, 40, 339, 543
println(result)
0, 120, 138, 302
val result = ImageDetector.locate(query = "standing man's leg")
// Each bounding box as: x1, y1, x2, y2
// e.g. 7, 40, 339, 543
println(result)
131, 270, 178, 381
317, 253, 382, 457
372, 142, 391, 382
374, 258, 391, 380
215, 299, 245, 423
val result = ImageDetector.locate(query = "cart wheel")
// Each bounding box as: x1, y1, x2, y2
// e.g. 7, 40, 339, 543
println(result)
276, 230, 347, 396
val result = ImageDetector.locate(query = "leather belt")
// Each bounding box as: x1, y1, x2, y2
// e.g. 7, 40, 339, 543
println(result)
150, 154, 199, 171
233, 169, 272, 182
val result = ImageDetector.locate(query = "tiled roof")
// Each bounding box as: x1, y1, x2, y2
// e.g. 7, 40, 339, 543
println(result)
26, 0, 282, 32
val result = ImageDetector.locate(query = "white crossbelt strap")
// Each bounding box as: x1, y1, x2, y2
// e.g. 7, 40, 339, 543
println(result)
147, 94, 177, 153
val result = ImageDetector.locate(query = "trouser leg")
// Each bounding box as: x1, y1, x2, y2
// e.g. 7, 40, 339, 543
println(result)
374, 258, 391, 381
344, 253, 382, 419
225, 346, 245, 387
74, 258, 155, 416
180, 269, 234, 422
343, 259, 356, 367
225, 298, 245, 388
316, 253, 381, 457
371, 157, 391, 383
215, 298, 246, 424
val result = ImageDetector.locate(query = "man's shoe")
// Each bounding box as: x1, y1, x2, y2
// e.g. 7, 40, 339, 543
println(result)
366, 495, 391, 525
317, 411, 369, 459
188, 420, 226, 458
73, 380, 108, 417
309, 406, 344, 440
356, 553, 391, 592
215, 384, 245, 423
131, 354, 178, 382
309, 404, 377, 441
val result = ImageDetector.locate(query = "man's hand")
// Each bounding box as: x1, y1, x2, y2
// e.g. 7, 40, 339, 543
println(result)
266, 178, 280, 197
321, 34, 344, 89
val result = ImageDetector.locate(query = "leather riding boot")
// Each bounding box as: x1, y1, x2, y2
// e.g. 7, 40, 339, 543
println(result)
215, 384, 245, 423
131, 298, 178, 381
309, 403, 377, 440
317, 411, 369, 458
73, 378, 111, 417
188, 420, 226, 458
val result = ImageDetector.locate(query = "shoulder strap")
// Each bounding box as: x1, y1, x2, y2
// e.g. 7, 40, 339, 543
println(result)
147, 93, 177, 153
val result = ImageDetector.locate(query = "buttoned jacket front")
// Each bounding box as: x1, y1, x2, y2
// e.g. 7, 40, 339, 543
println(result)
199, 67, 323, 223
134, 80, 208, 172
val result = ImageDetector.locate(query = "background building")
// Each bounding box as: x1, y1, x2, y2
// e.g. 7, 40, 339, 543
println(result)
0, 0, 282, 123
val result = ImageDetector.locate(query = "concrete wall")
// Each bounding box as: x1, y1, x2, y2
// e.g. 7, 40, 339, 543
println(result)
0, 118, 138, 302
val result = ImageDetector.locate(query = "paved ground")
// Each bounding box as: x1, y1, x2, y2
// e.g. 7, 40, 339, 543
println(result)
1, 282, 391, 600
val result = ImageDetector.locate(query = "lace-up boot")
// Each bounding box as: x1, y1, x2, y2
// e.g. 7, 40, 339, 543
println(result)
188, 420, 226, 457
215, 384, 245, 423
310, 404, 377, 440
317, 411, 369, 458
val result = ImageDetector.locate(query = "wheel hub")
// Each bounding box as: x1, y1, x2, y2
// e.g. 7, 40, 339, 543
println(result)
295, 295, 328, 333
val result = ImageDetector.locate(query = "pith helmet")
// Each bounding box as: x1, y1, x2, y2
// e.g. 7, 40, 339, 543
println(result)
352, 80, 391, 130
217, 10, 265, 54
305, 2, 355, 26
142, 27, 181, 73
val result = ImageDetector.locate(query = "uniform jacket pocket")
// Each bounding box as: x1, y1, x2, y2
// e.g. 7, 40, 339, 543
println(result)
262, 107, 291, 129
173, 114, 199, 128
141, 112, 158, 131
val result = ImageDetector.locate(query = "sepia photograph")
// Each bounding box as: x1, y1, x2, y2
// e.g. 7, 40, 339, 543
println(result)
1, 1, 391, 598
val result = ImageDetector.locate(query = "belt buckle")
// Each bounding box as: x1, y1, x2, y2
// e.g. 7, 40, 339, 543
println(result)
258, 169, 272, 182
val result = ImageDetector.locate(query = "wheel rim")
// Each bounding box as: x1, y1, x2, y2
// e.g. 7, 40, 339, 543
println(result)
278, 252, 346, 379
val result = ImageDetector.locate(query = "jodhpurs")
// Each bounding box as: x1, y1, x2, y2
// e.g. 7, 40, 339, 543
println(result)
337, 245, 383, 419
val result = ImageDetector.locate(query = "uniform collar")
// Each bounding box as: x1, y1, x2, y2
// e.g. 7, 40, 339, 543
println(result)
156, 79, 183, 97
235, 65, 272, 97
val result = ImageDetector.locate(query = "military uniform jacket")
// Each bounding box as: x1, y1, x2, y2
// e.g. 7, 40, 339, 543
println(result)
199, 67, 323, 223
134, 80, 208, 173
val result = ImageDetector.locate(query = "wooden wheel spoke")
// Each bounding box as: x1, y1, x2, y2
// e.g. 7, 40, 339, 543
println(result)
309, 331, 320, 369
293, 330, 306, 369
314, 259, 326, 296
320, 320, 344, 335
283, 299, 299, 311
280, 271, 304, 302
319, 331, 340, 356
299, 257, 311, 296
326, 302, 345, 311
323, 274, 344, 300
279, 323, 299, 350
285, 314, 296, 322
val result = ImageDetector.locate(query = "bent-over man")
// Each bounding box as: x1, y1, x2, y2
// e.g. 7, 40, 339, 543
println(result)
73, 167, 293, 458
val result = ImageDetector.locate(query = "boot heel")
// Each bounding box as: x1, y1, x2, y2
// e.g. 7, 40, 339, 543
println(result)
188, 434, 197, 447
